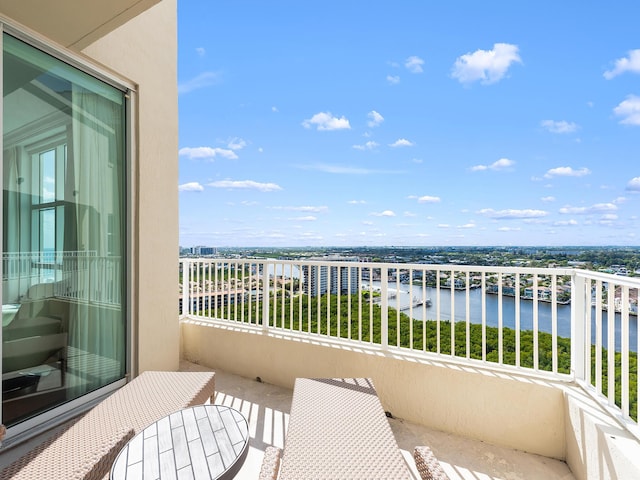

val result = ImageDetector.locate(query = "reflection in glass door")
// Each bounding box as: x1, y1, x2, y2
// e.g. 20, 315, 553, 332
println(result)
2, 33, 127, 427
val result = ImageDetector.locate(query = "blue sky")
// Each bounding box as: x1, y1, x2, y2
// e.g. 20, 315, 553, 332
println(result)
178, 1, 640, 248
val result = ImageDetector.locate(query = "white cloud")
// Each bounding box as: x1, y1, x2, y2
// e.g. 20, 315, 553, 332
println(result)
178, 72, 220, 94
498, 226, 521, 232
371, 210, 396, 217
179, 146, 238, 160
626, 177, 640, 192
302, 112, 351, 131
451, 43, 522, 85
613, 95, 640, 126
348, 200, 367, 205
553, 220, 578, 226
270, 205, 328, 213
387, 75, 400, 85
541, 196, 556, 203
604, 49, 640, 79
196, 47, 206, 57
208, 180, 282, 192
416, 195, 441, 204
458, 222, 476, 229
389, 138, 414, 147
291, 216, 317, 221
227, 138, 247, 150
470, 157, 515, 171
478, 208, 548, 219
405, 56, 424, 73
437, 224, 450, 229
544, 166, 591, 178
353, 141, 379, 151
558, 203, 617, 214
179, 182, 204, 192
404, 211, 417, 217
298, 163, 403, 175
541, 120, 579, 134
367, 110, 384, 127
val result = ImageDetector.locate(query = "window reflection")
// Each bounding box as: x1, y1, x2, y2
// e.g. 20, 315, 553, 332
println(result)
2, 33, 127, 426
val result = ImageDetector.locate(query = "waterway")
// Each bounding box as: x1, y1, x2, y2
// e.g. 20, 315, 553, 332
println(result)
364, 281, 638, 353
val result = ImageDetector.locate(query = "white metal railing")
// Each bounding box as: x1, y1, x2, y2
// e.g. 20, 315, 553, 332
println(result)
3, 251, 122, 306
179, 258, 640, 428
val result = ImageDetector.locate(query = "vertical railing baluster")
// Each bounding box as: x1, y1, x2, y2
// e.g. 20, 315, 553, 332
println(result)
498, 272, 503, 365
533, 274, 539, 371
396, 268, 401, 347
515, 272, 521, 368
326, 263, 332, 337
481, 272, 486, 362
407, 268, 412, 350
595, 280, 603, 394
358, 265, 363, 342
369, 268, 374, 343
450, 269, 455, 357
551, 274, 558, 373
422, 268, 427, 353
607, 282, 616, 406
347, 265, 352, 341
436, 269, 441, 354
570, 273, 586, 382
381, 267, 389, 350
622, 285, 630, 418
262, 262, 270, 331
247, 261, 253, 325
465, 271, 470, 359
181, 260, 189, 316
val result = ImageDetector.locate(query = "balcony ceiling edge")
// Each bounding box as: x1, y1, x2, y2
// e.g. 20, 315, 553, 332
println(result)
0, 0, 162, 50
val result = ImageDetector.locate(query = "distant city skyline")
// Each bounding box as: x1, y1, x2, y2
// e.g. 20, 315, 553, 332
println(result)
178, 1, 640, 248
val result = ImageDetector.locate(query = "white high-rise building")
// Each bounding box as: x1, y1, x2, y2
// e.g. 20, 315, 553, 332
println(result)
302, 256, 359, 296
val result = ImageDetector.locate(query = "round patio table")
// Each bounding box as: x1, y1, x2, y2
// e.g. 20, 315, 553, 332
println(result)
110, 404, 249, 480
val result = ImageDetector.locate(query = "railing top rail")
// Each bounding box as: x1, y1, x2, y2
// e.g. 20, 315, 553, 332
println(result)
178, 257, 577, 276
574, 268, 640, 288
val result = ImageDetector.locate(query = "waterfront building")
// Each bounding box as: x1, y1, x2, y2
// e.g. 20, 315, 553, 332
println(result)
302, 255, 360, 296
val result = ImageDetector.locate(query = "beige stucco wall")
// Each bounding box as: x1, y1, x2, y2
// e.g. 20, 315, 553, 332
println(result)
564, 387, 640, 479
181, 320, 640, 477
82, 0, 179, 373
181, 320, 567, 459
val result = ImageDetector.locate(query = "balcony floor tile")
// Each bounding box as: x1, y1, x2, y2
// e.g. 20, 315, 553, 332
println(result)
180, 360, 575, 480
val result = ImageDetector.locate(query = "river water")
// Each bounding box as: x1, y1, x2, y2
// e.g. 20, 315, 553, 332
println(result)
364, 281, 638, 353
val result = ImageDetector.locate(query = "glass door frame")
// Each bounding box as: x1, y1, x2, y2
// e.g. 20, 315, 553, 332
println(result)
0, 19, 137, 442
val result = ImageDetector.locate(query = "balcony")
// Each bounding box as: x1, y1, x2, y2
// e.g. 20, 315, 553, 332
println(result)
1, 257, 638, 478
179, 257, 640, 479
179, 361, 575, 479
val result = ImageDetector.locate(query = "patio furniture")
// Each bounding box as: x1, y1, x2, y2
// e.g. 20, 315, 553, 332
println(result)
0, 370, 216, 480
111, 404, 249, 480
258, 446, 282, 480
278, 377, 413, 479
414, 445, 449, 480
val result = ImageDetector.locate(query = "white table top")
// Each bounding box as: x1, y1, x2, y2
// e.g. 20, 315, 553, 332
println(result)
111, 404, 249, 480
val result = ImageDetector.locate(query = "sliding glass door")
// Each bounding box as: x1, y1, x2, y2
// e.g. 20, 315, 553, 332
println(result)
2, 33, 128, 426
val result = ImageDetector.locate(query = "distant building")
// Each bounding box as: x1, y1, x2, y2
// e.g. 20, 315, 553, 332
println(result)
302, 256, 360, 296
180, 246, 218, 256
194, 246, 216, 256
